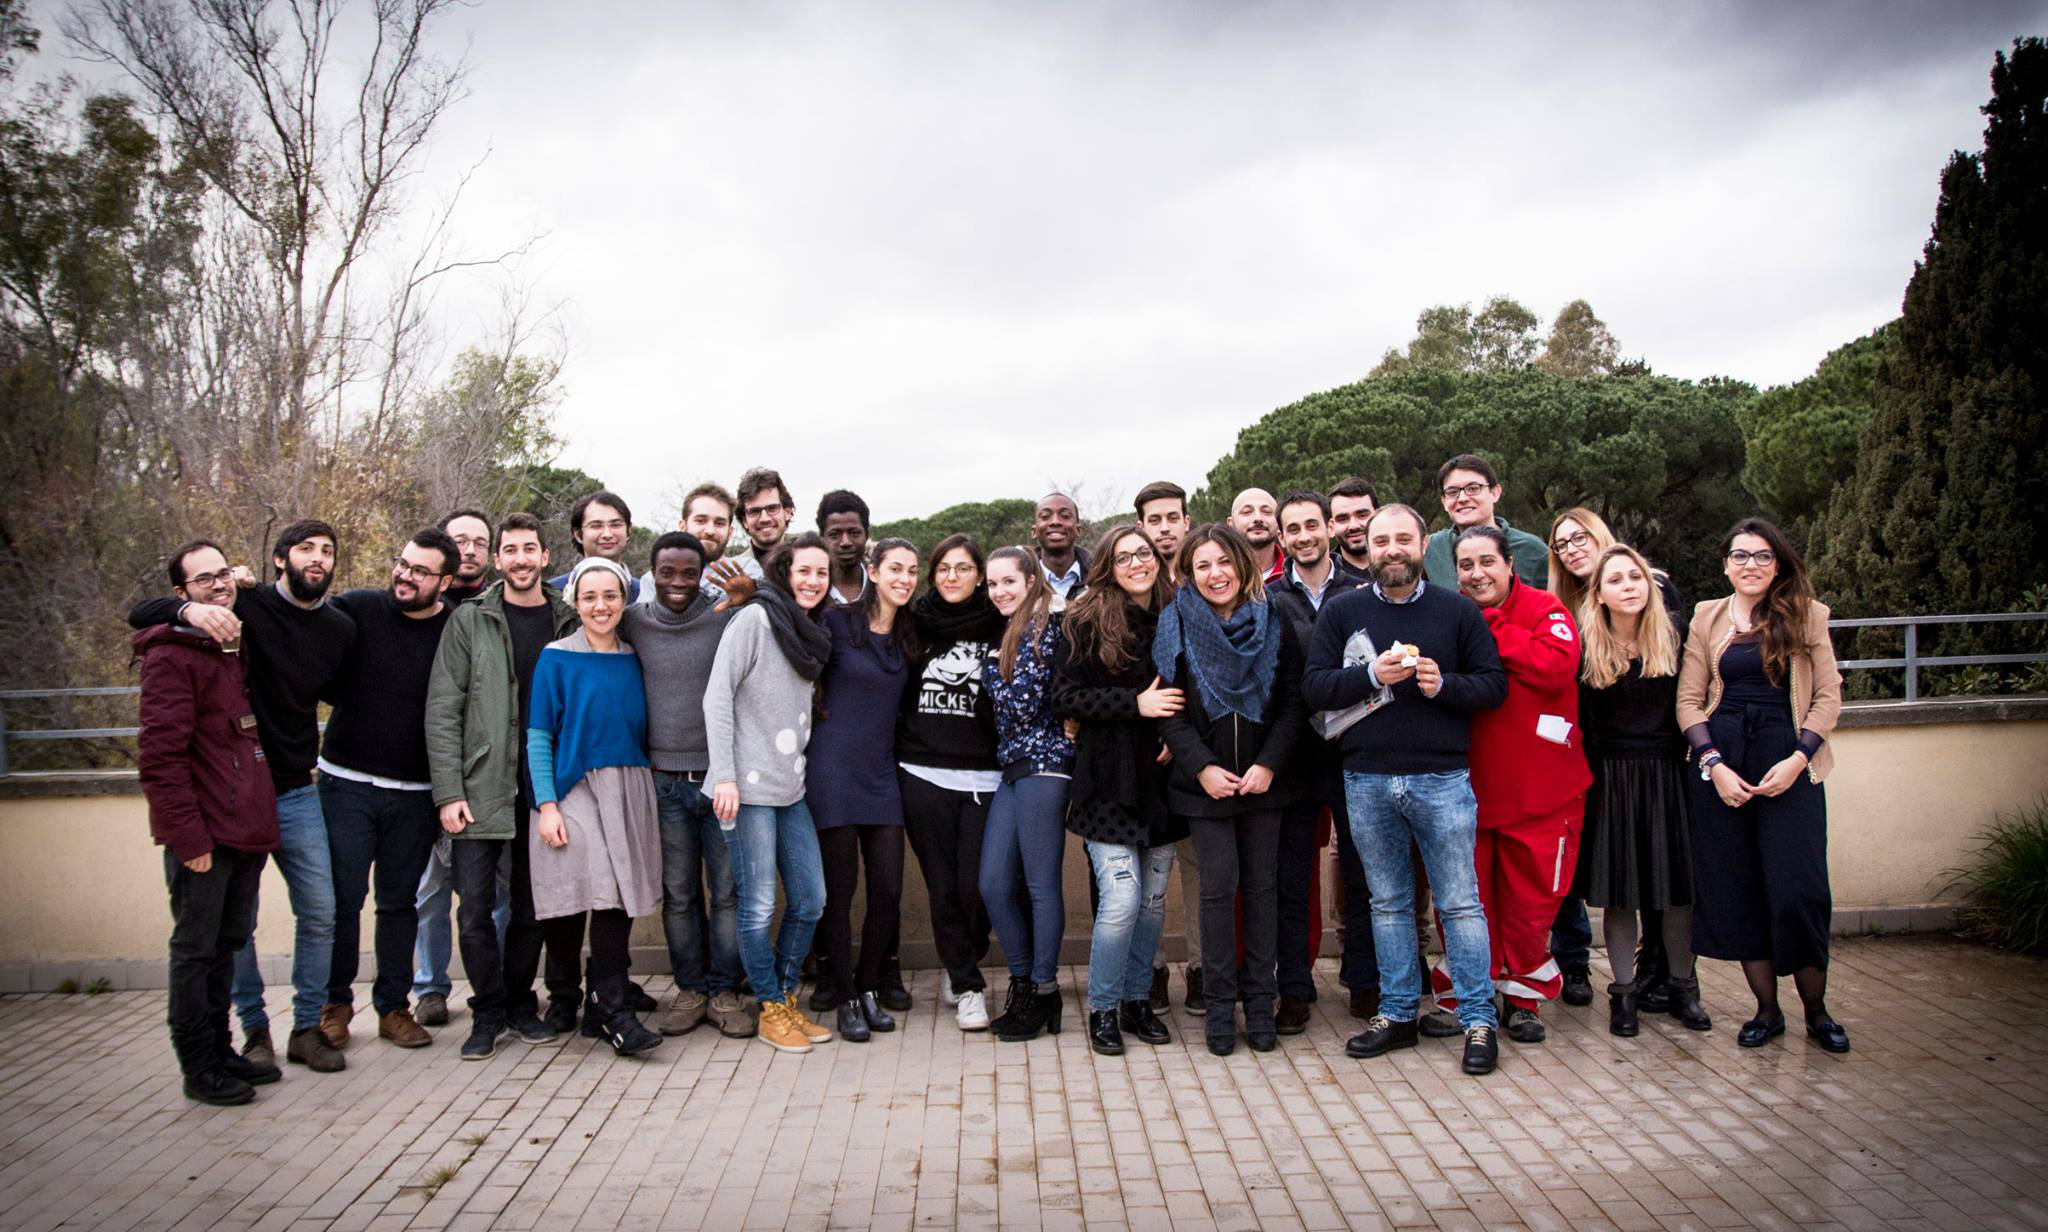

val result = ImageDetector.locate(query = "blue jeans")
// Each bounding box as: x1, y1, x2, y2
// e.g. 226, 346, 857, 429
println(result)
1550, 896, 1592, 970
229, 784, 336, 1034
1083, 841, 1174, 1012
413, 835, 510, 998
656, 772, 742, 994
721, 799, 827, 1004
1343, 770, 1497, 1029
978, 774, 1069, 986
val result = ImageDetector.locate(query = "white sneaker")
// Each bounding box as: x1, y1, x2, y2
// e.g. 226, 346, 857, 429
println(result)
956, 989, 989, 1031
940, 972, 960, 1006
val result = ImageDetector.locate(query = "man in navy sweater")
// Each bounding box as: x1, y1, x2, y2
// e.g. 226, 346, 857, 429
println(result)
1302, 503, 1509, 1076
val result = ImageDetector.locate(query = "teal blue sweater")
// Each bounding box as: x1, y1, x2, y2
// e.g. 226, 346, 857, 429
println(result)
527, 638, 649, 804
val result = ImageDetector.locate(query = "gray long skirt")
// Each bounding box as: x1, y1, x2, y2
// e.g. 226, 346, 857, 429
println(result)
530, 765, 662, 920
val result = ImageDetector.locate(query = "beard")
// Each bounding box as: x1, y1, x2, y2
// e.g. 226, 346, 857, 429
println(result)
391, 581, 440, 613
1369, 554, 1417, 590
283, 559, 333, 603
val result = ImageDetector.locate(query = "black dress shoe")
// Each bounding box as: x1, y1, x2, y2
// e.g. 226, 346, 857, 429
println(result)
1666, 977, 1712, 1031
216, 1050, 282, 1085
1275, 995, 1312, 1035
1183, 965, 1207, 1015
1088, 1009, 1124, 1056
1246, 1029, 1277, 1052
860, 992, 897, 1032
1206, 1032, 1235, 1056
1737, 1013, 1786, 1048
878, 956, 913, 1012
1806, 1016, 1851, 1054
1559, 965, 1593, 1007
183, 1067, 255, 1106
837, 1000, 871, 1043
1503, 1007, 1545, 1044
1419, 1010, 1462, 1038
1461, 1025, 1498, 1075
1609, 986, 1639, 1037
1345, 1015, 1420, 1059
1120, 1000, 1170, 1045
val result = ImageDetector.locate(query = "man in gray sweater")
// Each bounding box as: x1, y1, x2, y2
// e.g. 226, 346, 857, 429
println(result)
619, 532, 755, 1037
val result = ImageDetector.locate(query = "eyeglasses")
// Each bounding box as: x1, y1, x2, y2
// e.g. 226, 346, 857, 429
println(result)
1552, 531, 1593, 554
1441, 481, 1491, 501
450, 535, 491, 551
1727, 549, 1776, 567
931, 564, 978, 579
183, 569, 236, 589
1113, 547, 1157, 568
742, 502, 789, 521
390, 556, 446, 582
579, 518, 628, 535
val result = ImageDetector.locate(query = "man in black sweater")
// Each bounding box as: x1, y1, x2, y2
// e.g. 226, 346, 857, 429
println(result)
1302, 503, 1509, 1077
317, 527, 459, 1049
129, 519, 355, 1074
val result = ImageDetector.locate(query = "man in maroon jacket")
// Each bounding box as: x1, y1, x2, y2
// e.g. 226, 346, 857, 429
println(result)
137, 540, 283, 1106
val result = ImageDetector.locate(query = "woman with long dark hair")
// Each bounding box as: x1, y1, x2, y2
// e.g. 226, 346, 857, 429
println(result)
1155, 524, 1305, 1055
806, 537, 919, 1041
1054, 524, 1185, 1056
1676, 518, 1846, 1053
703, 533, 837, 1054
1575, 544, 1709, 1036
527, 558, 663, 1057
899, 533, 1008, 1032
978, 545, 1074, 1042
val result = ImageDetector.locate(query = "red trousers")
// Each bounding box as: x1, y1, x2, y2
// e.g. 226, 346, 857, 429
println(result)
1433, 799, 1583, 1013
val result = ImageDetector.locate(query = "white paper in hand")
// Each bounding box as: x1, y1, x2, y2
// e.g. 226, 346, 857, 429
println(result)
1535, 713, 1574, 746
1313, 628, 1396, 740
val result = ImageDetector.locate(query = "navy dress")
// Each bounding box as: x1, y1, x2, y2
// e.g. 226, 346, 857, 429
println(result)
807, 606, 909, 829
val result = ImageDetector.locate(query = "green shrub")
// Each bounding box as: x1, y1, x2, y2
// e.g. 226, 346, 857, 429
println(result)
1944, 797, 2048, 953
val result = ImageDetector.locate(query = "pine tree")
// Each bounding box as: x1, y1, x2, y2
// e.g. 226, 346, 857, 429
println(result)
1812, 39, 2048, 629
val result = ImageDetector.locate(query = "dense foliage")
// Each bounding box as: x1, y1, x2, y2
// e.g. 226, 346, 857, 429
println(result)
1739, 322, 1899, 530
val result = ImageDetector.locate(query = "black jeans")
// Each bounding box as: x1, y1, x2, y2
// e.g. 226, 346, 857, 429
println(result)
899, 772, 992, 994
1325, 765, 1378, 993
1190, 808, 1281, 1033
322, 776, 439, 1015
453, 825, 548, 1019
165, 847, 266, 1075
1277, 793, 1326, 1001
817, 824, 905, 1002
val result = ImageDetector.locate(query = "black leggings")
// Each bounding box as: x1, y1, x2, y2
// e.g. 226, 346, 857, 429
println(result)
817, 825, 905, 1002
541, 908, 633, 985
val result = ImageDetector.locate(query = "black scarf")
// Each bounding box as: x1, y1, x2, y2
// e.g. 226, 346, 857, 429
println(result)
753, 584, 833, 680
909, 588, 1006, 646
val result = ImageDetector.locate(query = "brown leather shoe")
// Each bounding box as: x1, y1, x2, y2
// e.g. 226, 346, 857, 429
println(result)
378, 1008, 432, 1048
320, 1002, 353, 1048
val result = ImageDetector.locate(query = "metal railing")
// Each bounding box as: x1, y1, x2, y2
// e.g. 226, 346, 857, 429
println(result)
3, 611, 2043, 776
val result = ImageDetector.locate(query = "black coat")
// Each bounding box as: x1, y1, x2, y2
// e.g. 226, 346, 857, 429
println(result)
1052, 603, 1182, 849
1267, 562, 1368, 772
1157, 614, 1308, 819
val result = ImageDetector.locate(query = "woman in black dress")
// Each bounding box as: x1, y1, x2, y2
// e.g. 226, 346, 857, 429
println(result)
1573, 544, 1708, 1036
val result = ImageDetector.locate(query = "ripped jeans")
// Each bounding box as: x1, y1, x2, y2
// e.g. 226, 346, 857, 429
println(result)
1084, 840, 1175, 1011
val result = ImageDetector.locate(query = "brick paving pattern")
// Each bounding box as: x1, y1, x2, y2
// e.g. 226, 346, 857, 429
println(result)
0, 936, 2044, 1231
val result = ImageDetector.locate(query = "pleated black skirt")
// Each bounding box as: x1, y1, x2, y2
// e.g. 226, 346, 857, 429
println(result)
1572, 750, 1694, 910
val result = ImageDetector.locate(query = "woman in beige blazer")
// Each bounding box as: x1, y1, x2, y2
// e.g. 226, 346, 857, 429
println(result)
1676, 518, 1848, 1055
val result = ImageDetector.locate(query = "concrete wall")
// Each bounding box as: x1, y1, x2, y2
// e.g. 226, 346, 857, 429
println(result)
3, 701, 2043, 990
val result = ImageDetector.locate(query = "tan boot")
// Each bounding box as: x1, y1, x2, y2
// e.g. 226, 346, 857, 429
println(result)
755, 1000, 813, 1053
660, 990, 708, 1036
378, 1008, 432, 1048
709, 991, 757, 1039
782, 993, 834, 1043
319, 1002, 353, 1048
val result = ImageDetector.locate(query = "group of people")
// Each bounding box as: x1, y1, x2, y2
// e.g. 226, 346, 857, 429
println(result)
135, 454, 1848, 1107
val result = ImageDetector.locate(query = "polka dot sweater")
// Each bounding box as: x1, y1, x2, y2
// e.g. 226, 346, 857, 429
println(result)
701, 602, 818, 808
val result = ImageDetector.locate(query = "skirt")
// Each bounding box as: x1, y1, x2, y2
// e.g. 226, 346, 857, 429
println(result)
530, 765, 662, 920
1572, 750, 1694, 911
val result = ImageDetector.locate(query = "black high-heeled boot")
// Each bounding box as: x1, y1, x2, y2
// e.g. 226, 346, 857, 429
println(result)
1608, 983, 1639, 1037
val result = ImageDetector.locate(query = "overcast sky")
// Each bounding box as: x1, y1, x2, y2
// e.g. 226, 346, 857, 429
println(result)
68, 1, 2045, 527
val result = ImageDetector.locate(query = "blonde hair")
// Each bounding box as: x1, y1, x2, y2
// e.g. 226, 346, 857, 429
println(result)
1547, 506, 1617, 615
1579, 544, 1679, 688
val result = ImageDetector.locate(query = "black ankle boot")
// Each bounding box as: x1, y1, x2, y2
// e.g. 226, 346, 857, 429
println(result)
1666, 975, 1711, 1031
1608, 983, 1639, 1037
1088, 1008, 1124, 1056
1636, 946, 1672, 1013
1120, 999, 1170, 1045
878, 955, 913, 1012
991, 978, 1034, 1039
809, 956, 837, 1013
836, 999, 871, 1043
594, 976, 661, 1056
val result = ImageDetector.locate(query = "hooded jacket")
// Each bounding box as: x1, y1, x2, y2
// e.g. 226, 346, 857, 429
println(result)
134, 624, 280, 861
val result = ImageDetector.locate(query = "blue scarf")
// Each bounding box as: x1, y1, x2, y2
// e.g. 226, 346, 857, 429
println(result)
1152, 583, 1279, 723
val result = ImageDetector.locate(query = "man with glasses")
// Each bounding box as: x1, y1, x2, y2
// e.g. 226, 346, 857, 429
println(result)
438, 509, 494, 606
549, 491, 640, 602
319, 528, 460, 1049
1422, 454, 1547, 589
128, 519, 356, 1074
733, 467, 796, 580
137, 540, 283, 1104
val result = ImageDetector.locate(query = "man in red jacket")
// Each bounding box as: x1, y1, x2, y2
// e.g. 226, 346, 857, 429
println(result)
137, 540, 283, 1106
1432, 526, 1591, 1044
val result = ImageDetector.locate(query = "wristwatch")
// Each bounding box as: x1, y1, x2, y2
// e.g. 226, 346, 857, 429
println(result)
1698, 751, 1724, 781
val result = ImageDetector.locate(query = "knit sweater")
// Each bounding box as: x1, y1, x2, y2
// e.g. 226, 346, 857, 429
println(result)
701, 602, 817, 808
1301, 583, 1508, 775
320, 589, 452, 783
619, 592, 735, 773
526, 633, 650, 804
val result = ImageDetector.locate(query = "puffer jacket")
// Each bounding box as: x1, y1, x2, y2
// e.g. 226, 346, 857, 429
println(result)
134, 624, 280, 861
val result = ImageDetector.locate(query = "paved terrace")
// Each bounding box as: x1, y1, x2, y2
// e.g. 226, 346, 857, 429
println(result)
0, 936, 2044, 1232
